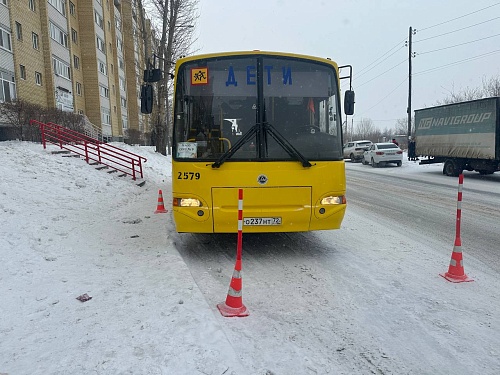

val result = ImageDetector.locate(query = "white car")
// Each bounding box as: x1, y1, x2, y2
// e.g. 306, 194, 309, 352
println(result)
362, 142, 403, 167
343, 140, 373, 162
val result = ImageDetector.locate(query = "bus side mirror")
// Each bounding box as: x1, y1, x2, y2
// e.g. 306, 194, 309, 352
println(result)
141, 84, 153, 114
143, 68, 162, 83
344, 90, 355, 115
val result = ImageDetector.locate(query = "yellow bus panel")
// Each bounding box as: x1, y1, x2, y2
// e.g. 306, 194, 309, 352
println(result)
172, 161, 346, 233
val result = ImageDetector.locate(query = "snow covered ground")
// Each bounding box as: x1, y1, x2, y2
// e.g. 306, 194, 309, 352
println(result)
1, 141, 499, 374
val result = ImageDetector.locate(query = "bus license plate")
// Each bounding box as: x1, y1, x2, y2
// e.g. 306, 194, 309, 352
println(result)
243, 217, 282, 226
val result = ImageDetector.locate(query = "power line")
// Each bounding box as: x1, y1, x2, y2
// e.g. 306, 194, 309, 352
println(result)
356, 37, 407, 77
418, 2, 500, 32
357, 77, 408, 117
340, 38, 406, 90
414, 16, 500, 43
418, 33, 500, 55
355, 58, 407, 88
414, 49, 500, 76
355, 46, 405, 81
351, 6, 500, 88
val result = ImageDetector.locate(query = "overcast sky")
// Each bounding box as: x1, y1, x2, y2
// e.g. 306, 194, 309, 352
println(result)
192, 0, 500, 131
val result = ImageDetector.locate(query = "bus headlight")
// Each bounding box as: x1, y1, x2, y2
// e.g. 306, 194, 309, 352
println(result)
320, 195, 346, 205
173, 198, 202, 207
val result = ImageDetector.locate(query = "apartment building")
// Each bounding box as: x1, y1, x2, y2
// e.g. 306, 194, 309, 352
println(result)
0, 0, 16, 103
1, 0, 152, 142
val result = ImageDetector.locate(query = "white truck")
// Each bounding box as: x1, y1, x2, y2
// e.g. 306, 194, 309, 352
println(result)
414, 97, 500, 176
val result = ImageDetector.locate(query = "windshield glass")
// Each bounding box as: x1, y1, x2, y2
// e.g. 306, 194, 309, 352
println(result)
173, 55, 343, 161
356, 142, 372, 147
378, 144, 399, 149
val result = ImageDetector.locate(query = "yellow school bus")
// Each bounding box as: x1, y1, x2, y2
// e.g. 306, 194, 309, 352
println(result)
171, 51, 354, 233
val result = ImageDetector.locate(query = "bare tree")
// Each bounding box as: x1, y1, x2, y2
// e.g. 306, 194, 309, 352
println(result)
435, 75, 500, 106
394, 117, 414, 136
381, 126, 393, 141
437, 82, 487, 105
482, 75, 500, 97
0, 100, 47, 141
142, 0, 198, 155
0, 100, 86, 141
355, 118, 375, 139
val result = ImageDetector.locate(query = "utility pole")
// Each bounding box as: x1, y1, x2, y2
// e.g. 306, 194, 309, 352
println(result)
406, 26, 416, 141
351, 118, 353, 141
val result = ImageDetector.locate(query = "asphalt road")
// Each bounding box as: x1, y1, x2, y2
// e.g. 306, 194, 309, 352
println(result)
344, 163, 500, 273
171, 163, 500, 373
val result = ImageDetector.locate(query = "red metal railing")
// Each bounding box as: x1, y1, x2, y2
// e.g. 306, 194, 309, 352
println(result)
30, 119, 147, 180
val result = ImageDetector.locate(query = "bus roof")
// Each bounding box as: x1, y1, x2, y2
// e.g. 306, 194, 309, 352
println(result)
175, 51, 339, 68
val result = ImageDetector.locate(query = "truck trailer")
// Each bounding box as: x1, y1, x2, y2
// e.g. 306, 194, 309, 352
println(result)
414, 97, 500, 176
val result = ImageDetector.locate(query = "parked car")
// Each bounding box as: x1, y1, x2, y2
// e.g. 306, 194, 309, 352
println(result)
362, 142, 403, 167
343, 140, 373, 162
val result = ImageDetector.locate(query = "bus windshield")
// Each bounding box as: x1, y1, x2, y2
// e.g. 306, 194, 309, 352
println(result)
173, 55, 343, 163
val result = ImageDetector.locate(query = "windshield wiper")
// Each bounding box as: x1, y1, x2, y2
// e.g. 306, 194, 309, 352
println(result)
212, 122, 313, 168
212, 125, 258, 168
264, 122, 312, 167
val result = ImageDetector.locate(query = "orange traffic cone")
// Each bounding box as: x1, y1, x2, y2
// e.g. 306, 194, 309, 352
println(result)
154, 189, 168, 214
217, 259, 249, 317
440, 242, 473, 283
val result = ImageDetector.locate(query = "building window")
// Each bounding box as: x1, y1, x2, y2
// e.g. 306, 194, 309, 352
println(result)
0, 27, 11, 51
48, 0, 66, 16
98, 60, 107, 75
73, 55, 79, 69
1, 0, 7, 6
52, 57, 71, 79
32, 32, 39, 50
110, 64, 114, 74
20, 65, 26, 80
118, 58, 124, 70
49, 22, 68, 47
115, 17, 121, 31
101, 107, 111, 125
119, 76, 125, 90
15, 22, 23, 41
116, 38, 123, 52
0, 72, 16, 103
122, 115, 128, 129
96, 36, 105, 53
99, 85, 109, 98
76, 82, 82, 95
69, 1, 75, 15
71, 28, 77, 44
94, 11, 103, 29
28, 0, 36, 12
35, 71, 42, 85
120, 96, 127, 108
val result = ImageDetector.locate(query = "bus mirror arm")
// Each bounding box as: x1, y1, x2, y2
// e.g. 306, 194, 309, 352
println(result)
212, 126, 258, 168
264, 123, 313, 168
